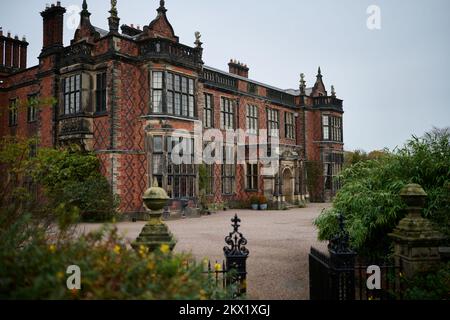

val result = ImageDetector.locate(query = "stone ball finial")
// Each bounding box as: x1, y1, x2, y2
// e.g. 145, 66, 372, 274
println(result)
142, 180, 169, 211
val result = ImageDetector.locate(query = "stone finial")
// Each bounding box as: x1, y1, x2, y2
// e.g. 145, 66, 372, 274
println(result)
157, 0, 167, 14
389, 183, 446, 278
108, 0, 120, 33
300, 73, 306, 95
331, 85, 336, 97
82, 0, 88, 13
317, 66, 322, 77
110, 0, 118, 17
194, 31, 202, 48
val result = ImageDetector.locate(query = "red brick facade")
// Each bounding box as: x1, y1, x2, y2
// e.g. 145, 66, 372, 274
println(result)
0, 1, 344, 215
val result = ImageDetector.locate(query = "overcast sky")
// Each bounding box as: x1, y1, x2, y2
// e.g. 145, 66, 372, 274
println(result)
1, 0, 449, 151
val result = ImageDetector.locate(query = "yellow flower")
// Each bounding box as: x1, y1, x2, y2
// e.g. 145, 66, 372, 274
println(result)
399, 272, 404, 278
368, 296, 374, 301
49, 245, 57, 254
160, 244, 170, 254
113, 245, 121, 255
214, 263, 222, 272
56, 272, 65, 280
139, 245, 149, 257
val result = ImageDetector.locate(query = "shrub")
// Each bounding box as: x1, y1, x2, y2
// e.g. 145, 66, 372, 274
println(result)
31, 144, 118, 222
400, 262, 450, 300
249, 195, 259, 205
0, 214, 231, 300
315, 129, 450, 259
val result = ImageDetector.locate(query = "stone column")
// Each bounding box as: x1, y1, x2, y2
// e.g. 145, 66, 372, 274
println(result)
389, 184, 446, 278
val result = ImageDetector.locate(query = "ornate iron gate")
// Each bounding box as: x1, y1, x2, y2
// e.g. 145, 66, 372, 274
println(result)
309, 214, 402, 300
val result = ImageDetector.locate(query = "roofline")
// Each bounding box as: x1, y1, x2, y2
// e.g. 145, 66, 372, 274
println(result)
203, 65, 297, 97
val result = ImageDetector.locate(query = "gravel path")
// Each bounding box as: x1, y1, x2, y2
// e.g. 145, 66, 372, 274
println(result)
78, 203, 330, 300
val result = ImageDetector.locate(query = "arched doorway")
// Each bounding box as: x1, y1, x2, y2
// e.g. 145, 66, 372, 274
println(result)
282, 168, 295, 203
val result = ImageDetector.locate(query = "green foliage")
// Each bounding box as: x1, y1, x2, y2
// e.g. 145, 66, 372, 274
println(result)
56, 177, 119, 222
249, 195, 259, 205
401, 262, 450, 300
0, 213, 231, 300
0, 138, 232, 300
315, 129, 450, 259
198, 164, 209, 193
344, 149, 388, 168
33, 147, 102, 192
33, 145, 118, 222
0, 137, 118, 222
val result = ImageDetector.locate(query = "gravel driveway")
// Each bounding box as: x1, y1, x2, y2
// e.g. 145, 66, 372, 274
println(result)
78, 203, 330, 300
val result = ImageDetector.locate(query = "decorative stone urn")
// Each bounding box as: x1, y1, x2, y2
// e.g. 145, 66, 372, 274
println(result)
389, 183, 446, 278
131, 181, 177, 252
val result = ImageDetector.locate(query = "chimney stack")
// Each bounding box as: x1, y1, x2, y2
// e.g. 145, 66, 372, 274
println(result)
0, 28, 4, 66
4, 32, 12, 68
12, 36, 20, 68
41, 1, 66, 51
0, 27, 29, 70
20, 37, 28, 69
228, 59, 249, 78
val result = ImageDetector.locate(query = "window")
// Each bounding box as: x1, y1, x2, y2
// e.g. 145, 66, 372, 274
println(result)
323, 115, 343, 142
96, 72, 107, 113
204, 94, 214, 128
285, 112, 295, 139
220, 97, 234, 130
167, 136, 196, 199
246, 163, 258, 190
166, 72, 195, 117
267, 108, 280, 137
323, 115, 330, 140
323, 152, 344, 193
27, 95, 38, 123
246, 105, 258, 135
152, 136, 164, 187
152, 71, 163, 113
63, 74, 81, 115
9, 99, 18, 127
222, 145, 235, 195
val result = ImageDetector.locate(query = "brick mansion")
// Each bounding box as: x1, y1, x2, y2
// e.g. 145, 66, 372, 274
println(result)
0, 1, 345, 214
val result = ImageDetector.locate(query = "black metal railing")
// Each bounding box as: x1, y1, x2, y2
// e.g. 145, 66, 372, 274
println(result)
309, 214, 403, 301
354, 263, 402, 300
187, 214, 249, 299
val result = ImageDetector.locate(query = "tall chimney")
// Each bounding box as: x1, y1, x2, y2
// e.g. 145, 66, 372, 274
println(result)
20, 37, 28, 69
41, 2, 66, 51
228, 59, 249, 78
4, 32, 12, 67
12, 36, 20, 68
0, 28, 4, 66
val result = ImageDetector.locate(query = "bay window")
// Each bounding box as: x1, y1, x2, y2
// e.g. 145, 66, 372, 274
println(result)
63, 74, 81, 115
